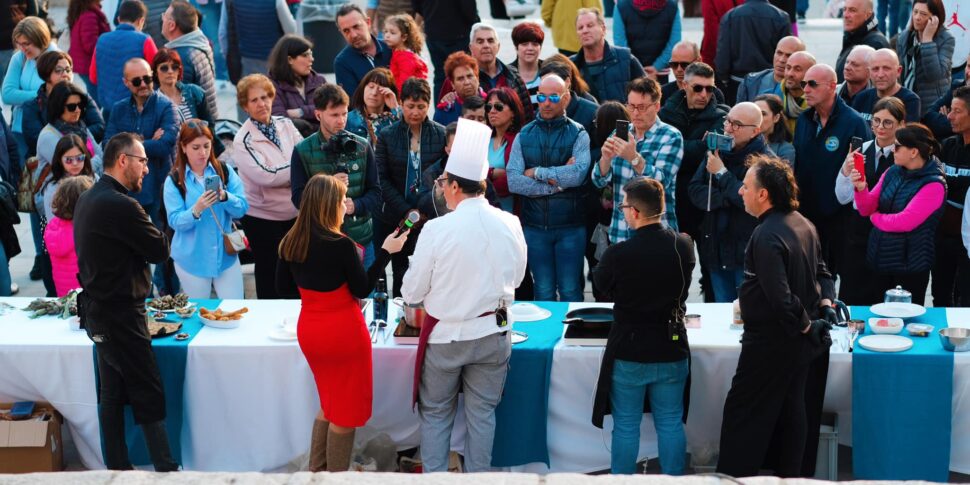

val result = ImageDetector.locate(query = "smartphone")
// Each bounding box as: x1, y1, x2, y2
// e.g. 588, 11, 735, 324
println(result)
10, 401, 35, 420
615, 120, 630, 141
850, 136, 864, 152
204, 175, 221, 193
853, 152, 866, 180
706, 132, 734, 152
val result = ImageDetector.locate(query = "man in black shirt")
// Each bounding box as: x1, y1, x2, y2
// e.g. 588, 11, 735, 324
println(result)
74, 133, 177, 471
933, 86, 970, 305
717, 155, 837, 478
850, 49, 922, 122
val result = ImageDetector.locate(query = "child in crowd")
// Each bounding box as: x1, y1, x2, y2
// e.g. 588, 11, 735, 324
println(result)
384, 14, 428, 93
44, 175, 95, 297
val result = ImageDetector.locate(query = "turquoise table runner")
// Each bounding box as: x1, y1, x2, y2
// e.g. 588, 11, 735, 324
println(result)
851, 306, 953, 481
95, 298, 220, 467
491, 301, 567, 467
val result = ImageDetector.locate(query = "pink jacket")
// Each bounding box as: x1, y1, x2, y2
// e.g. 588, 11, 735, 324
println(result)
854, 171, 946, 232
43, 217, 80, 297
232, 116, 303, 221
69, 9, 111, 76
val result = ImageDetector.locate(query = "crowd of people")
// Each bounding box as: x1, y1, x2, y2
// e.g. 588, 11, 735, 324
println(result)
0, 0, 967, 478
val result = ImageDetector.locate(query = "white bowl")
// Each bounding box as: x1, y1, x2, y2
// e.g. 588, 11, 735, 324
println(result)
200, 314, 241, 329
869, 317, 904, 335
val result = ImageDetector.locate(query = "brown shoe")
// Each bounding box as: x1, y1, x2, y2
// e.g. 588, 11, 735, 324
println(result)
309, 418, 328, 472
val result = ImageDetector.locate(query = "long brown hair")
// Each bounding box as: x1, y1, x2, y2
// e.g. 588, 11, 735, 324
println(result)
545, 53, 590, 97
67, 0, 101, 29
279, 174, 347, 263
170, 120, 226, 198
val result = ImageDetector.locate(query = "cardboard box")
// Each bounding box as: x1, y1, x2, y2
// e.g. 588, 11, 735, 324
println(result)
0, 402, 64, 473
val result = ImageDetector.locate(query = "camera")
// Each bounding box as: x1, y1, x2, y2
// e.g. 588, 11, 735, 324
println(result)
326, 131, 358, 154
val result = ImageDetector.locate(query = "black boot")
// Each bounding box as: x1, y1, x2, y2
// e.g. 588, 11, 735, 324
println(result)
99, 404, 133, 470
140, 420, 180, 472
29, 254, 42, 281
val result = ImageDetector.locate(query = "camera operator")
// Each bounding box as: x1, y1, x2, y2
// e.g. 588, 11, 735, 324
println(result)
291, 84, 383, 268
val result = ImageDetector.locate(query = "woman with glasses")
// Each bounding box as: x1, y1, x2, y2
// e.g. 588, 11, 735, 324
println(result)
847, 122, 945, 305
485, 87, 526, 213
268, 35, 328, 138
23, 51, 105, 162
37, 81, 103, 174
163, 120, 249, 299
346, 68, 401, 148
835, 97, 907, 304
754, 94, 795, 166
152, 49, 216, 130
896, 0, 954, 116
2, 16, 57, 160
233, 74, 304, 299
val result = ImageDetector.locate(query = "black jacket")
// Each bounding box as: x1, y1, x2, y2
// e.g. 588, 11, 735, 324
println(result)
714, 0, 792, 81
412, 0, 479, 41
375, 118, 447, 223
662, 81, 726, 106
74, 175, 169, 302
417, 156, 501, 218
659, 89, 729, 236
836, 16, 890, 83
592, 224, 695, 428
738, 209, 836, 344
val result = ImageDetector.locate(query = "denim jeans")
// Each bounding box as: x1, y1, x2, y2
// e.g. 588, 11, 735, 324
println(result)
796, 0, 809, 16
610, 358, 689, 475
0, 240, 11, 297
877, 0, 912, 37
362, 241, 376, 270
524, 225, 586, 302
709, 267, 744, 303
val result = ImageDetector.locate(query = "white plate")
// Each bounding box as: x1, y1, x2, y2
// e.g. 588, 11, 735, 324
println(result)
858, 334, 914, 353
870, 302, 926, 319
200, 315, 241, 329
508, 303, 551, 322
511, 330, 529, 344
268, 328, 298, 341
147, 302, 195, 314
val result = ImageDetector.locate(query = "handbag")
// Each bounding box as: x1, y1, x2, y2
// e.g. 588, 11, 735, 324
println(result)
0, 180, 21, 226
209, 206, 248, 255
17, 157, 50, 213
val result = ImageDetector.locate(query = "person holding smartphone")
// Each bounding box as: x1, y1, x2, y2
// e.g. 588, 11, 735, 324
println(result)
163, 120, 249, 298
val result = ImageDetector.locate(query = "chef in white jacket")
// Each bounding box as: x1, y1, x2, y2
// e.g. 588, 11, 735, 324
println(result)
401, 118, 528, 473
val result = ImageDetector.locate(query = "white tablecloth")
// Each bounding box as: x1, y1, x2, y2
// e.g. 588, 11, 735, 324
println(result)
1, 298, 967, 474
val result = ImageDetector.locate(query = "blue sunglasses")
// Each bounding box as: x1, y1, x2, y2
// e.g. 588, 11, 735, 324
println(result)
536, 94, 562, 104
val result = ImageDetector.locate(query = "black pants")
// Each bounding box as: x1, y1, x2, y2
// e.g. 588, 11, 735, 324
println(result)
931, 234, 969, 306
870, 270, 931, 306
427, 38, 469, 103
838, 241, 881, 305
717, 340, 811, 477
812, 211, 846, 279
241, 215, 294, 299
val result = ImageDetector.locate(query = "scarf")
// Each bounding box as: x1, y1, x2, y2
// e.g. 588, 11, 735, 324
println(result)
52, 119, 89, 143
902, 32, 919, 91
780, 82, 808, 136
252, 118, 281, 148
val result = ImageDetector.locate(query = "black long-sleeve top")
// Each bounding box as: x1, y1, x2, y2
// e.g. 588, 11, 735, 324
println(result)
738, 209, 836, 343
275, 231, 391, 299
74, 175, 169, 302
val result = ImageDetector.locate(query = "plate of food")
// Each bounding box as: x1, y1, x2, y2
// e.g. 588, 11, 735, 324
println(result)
199, 306, 248, 329
148, 293, 194, 313
147, 321, 182, 338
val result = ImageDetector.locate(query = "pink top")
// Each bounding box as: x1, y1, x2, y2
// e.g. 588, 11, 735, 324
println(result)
854, 171, 946, 233
43, 217, 80, 297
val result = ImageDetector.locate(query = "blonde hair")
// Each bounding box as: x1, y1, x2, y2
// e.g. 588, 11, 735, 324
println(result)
236, 74, 276, 108
12, 16, 51, 50
385, 14, 424, 54
51, 175, 95, 220
278, 174, 348, 263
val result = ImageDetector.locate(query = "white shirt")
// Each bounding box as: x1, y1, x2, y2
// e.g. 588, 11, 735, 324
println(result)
835, 140, 892, 207
401, 197, 528, 344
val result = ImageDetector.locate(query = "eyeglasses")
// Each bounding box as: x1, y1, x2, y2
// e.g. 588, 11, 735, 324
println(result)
626, 103, 654, 113
485, 102, 505, 113
129, 75, 153, 87
65, 102, 85, 112
800, 80, 822, 89
14, 40, 32, 50
724, 118, 757, 129
62, 155, 86, 165
618, 203, 639, 213
124, 153, 149, 164
536, 94, 561, 104
53, 66, 72, 75
158, 63, 181, 73
871, 117, 897, 129
434, 175, 448, 187
185, 119, 209, 129
669, 61, 692, 70
690, 84, 716, 94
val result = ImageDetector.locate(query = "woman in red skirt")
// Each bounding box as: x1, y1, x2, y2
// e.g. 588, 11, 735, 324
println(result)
277, 174, 409, 471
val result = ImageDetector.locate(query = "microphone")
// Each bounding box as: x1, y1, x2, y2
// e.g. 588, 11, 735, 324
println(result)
396, 209, 421, 236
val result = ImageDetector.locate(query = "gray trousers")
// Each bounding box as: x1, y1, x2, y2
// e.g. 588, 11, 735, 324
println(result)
419, 331, 511, 472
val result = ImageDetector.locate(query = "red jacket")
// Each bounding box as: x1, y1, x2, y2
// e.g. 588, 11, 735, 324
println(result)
701, 0, 744, 70
488, 130, 517, 198
390, 50, 429, 93
70, 9, 111, 76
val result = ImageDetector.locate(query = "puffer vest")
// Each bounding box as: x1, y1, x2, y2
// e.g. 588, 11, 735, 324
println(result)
234, 0, 283, 60
295, 131, 374, 245
518, 116, 586, 229
866, 159, 946, 273
618, 0, 678, 67
574, 42, 636, 103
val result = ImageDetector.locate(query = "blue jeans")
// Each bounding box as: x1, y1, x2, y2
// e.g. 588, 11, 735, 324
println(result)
610, 359, 689, 475
797, 0, 808, 16
0, 240, 11, 297
710, 267, 744, 303
877, 0, 912, 37
362, 241, 375, 270
524, 225, 586, 302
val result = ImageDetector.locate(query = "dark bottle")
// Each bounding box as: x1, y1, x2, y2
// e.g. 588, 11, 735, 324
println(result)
373, 277, 388, 322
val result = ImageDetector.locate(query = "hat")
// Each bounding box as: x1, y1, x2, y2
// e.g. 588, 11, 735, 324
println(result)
445, 118, 491, 181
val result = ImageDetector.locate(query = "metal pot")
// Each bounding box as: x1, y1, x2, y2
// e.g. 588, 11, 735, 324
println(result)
392, 298, 429, 329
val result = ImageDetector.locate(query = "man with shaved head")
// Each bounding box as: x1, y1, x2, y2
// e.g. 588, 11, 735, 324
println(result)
779, 51, 816, 135
736, 36, 806, 103
661, 41, 727, 104
103, 57, 180, 294
836, 0, 889, 82
687, 102, 772, 302
714, 0, 792, 104
837, 44, 875, 104
507, 74, 592, 302
851, 48, 922, 122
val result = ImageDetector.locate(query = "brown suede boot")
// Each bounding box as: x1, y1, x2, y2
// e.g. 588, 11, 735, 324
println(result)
326, 428, 356, 472
309, 418, 328, 472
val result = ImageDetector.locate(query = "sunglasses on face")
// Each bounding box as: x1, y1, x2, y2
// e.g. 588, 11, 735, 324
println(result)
690, 84, 716, 94
65, 102, 86, 112
129, 75, 153, 87
62, 155, 86, 165
800, 79, 822, 89
485, 102, 505, 113
536, 94, 561, 104
669, 61, 692, 70
158, 63, 181, 73
185, 119, 209, 129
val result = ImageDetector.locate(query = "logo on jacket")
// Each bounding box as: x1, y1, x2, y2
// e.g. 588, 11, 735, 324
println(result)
824, 136, 840, 152
634, 0, 668, 11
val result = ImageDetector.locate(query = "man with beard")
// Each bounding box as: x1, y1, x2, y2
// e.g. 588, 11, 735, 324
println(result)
571, 7, 646, 103
333, 4, 392, 98
736, 36, 806, 103
779, 51, 816, 136
74, 133, 177, 471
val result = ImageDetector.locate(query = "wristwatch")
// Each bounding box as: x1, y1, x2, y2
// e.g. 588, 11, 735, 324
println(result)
631, 154, 644, 167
